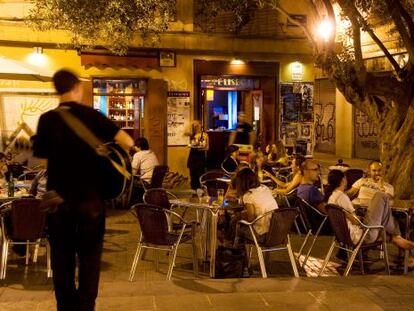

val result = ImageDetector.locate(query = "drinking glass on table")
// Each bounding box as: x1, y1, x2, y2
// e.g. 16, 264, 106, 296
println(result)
196, 188, 204, 203
217, 189, 225, 205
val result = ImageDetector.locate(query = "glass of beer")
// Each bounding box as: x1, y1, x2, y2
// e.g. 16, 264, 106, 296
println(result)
217, 189, 225, 205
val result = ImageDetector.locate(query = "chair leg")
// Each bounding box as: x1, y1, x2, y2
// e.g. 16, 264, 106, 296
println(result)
154, 249, 160, 272
1, 241, 9, 279
382, 233, 390, 275
344, 248, 361, 277
46, 240, 52, 278
297, 231, 311, 262
25, 241, 30, 266
33, 239, 41, 263
167, 244, 179, 280
318, 239, 336, 277
191, 228, 199, 277
256, 247, 267, 278
129, 244, 143, 282
302, 235, 318, 267
293, 219, 301, 236
287, 236, 299, 277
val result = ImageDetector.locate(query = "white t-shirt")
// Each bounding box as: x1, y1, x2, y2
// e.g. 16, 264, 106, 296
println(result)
352, 177, 394, 200
131, 150, 159, 182
328, 190, 362, 244
243, 185, 278, 235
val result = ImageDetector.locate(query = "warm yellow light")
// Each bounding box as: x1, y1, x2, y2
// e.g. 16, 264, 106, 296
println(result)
26, 47, 48, 67
206, 89, 214, 101
230, 59, 245, 65
317, 18, 334, 42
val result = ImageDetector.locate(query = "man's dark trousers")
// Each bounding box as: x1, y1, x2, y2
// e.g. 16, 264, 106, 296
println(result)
47, 197, 105, 311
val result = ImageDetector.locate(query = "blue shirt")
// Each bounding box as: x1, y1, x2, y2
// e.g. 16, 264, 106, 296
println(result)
297, 184, 324, 207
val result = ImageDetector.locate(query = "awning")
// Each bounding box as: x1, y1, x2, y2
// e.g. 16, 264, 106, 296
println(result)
81, 54, 159, 69
0, 56, 53, 82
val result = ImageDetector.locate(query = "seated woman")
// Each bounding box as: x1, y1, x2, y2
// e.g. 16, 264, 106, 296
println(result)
264, 154, 305, 195
234, 168, 278, 243
221, 145, 239, 175
325, 169, 414, 250
266, 140, 289, 167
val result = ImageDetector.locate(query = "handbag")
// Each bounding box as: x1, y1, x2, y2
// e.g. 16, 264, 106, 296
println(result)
55, 107, 132, 200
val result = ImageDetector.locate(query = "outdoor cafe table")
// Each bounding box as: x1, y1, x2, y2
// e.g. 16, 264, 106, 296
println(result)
170, 197, 244, 278
352, 197, 414, 274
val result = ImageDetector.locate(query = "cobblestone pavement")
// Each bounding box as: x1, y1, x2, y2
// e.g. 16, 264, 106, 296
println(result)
1, 154, 413, 310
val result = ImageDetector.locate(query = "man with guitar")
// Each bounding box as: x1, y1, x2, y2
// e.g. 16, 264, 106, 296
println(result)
33, 69, 133, 311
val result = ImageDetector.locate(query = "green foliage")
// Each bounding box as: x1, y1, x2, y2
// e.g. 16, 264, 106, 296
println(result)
28, 0, 176, 54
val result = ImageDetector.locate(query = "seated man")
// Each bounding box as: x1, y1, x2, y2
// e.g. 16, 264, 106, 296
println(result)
347, 160, 393, 200
297, 159, 325, 211
132, 137, 159, 184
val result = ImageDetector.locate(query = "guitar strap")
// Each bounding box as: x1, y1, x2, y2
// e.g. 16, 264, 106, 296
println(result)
55, 106, 131, 179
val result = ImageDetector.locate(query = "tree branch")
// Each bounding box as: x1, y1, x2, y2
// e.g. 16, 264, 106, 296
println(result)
272, 4, 316, 47
384, 0, 414, 66
337, 0, 401, 73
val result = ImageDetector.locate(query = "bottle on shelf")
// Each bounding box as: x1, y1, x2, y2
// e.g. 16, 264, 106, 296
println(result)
7, 172, 15, 197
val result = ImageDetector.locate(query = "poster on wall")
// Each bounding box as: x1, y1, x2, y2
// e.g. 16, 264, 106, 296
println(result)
0, 94, 59, 151
167, 91, 190, 146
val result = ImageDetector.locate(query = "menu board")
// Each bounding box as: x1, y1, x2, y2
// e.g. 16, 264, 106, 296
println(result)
283, 93, 301, 122
167, 91, 190, 146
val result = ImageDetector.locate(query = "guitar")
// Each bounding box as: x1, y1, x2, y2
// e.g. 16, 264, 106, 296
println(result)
97, 142, 132, 200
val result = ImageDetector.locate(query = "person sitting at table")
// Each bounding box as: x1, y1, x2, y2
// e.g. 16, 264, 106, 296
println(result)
347, 160, 393, 200
326, 169, 414, 250
264, 154, 305, 195
266, 140, 289, 167
297, 159, 325, 212
132, 137, 159, 184
221, 145, 239, 175
234, 167, 278, 243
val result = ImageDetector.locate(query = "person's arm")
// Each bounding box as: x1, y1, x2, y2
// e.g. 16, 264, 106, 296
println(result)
114, 130, 134, 152
263, 170, 287, 188
131, 154, 140, 176
346, 178, 362, 198
228, 131, 236, 146
245, 203, 256, 222
346, 187, 359, 199
273, 173, 301, 195
202, 132, 209, 151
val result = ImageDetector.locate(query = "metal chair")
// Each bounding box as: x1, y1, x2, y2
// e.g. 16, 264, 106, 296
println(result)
274, 188, 301, 235
236, 208, 299, 278
0, 198, 52, 279
297, 198, 328, 267
146, 165, 169, 190
319, 204, 390, 276
128, 203, 198, 281
199, 170, 230, 197
143, 188, 188, 231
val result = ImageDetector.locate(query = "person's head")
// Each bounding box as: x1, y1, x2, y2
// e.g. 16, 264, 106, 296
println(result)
324, 169, 346, 201
235, 167, 260, 196
135, 137, 149, 151
300, 159, 320, 183
52, 69, 83, 102
227, 144, 239, 158
252, 151, 265, 169
237, 111, 246, 123
192, 120, 202, 132
368, 160, 383, 182
291, 154, 305, 173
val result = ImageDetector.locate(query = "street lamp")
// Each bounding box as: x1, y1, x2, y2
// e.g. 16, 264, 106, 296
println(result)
317, 16, 334, 42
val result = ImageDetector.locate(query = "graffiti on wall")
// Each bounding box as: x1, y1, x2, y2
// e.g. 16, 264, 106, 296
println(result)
1, 95, 59, 152
354, 109, 379, 159
314, 102, 335, 144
